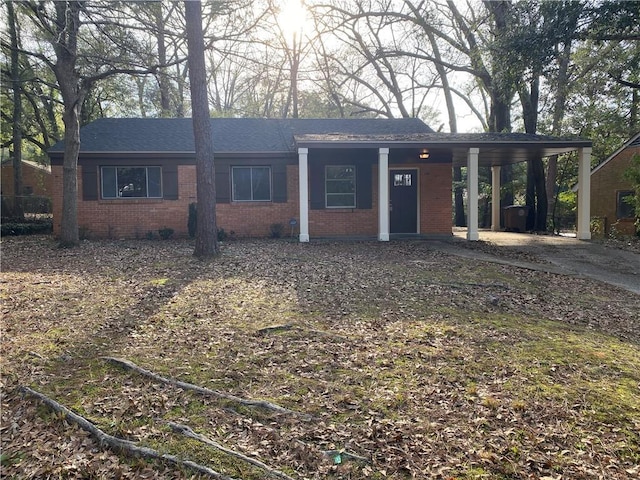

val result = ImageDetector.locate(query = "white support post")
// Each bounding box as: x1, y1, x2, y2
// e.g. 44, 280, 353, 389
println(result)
378, 148, 390, 241
491, 165, 501, 232
577, 146, 592, 240
298, 148, 310, 242
467, 148, 480, 241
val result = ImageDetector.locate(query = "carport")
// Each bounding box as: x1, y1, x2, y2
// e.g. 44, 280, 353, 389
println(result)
296, 132, 592, 241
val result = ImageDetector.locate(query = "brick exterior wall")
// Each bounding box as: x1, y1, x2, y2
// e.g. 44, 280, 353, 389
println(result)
52, 162, 453, 239
308, 162, 452, 237
1, 162, 52, 196
419, 163, 453, 234
590, 143, 639, 236
52, 165, 198, 239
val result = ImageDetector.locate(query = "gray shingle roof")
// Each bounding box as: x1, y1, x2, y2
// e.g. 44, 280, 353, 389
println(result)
49, 117, 433, 154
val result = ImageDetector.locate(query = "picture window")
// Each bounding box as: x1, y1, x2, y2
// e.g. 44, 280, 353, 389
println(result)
232, 166, 271, 201
101, 166, 162, 199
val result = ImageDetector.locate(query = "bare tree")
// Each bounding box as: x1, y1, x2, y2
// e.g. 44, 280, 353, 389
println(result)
6, 1, 24, 220
10, 2, 164, 246
185, 0, 218, 257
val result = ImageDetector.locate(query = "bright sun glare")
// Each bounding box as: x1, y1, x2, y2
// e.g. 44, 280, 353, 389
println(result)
277, 0, 309, 39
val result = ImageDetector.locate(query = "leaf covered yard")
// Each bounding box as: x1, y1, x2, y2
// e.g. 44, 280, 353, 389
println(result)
1, 236, 639, 479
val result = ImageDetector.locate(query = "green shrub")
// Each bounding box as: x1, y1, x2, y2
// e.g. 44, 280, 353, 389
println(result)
158, 227, 174, 240
217, 227, 228, 241
269, 223, 285, 238
1, 220, 52, 236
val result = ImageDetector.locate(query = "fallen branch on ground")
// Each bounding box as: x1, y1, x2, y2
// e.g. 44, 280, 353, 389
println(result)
103, 357, 307, 418
221, 404, 371, 465
256, 324, 348, 342
167, 421, 296, 480
19, 386, 237, 480
256, 324, 295, 335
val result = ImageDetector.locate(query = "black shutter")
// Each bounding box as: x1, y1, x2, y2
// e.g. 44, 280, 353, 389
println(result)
272, 164, 287, 203
309, 160, 324, 210
356, 163, 372, 209
82, 165, 98, 201
215, 164, 230, 203
163, 164, 179, 200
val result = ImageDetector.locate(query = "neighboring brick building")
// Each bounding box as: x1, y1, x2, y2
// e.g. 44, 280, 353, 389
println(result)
1, 159, 52, 216
49, 118, 592, 241
1, 159, 52, 197
589, 133, 640, 236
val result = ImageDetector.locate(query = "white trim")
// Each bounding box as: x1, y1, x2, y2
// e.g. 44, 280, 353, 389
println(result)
325, 165, 356, 208
298, 148, 309, 242
467, 148, 480, 241
378, 148, 389, 241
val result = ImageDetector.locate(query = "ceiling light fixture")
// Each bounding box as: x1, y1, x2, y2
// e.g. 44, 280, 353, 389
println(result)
419, 149, 430, 159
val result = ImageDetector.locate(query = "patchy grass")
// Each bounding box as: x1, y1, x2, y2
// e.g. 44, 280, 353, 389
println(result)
1, 236, 639, 479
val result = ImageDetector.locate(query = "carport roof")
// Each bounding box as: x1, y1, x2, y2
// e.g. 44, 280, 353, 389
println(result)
294, 132, 592, 167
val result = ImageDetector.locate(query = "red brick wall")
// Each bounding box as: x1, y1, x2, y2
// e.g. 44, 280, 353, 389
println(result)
53, 162, 453, 239
419, 163, 453, 235
308, 162, 452, 237
217, 165, 299, 237
590, 144, 639, 236
1, 163, 52, 196
53, 165, 198, 239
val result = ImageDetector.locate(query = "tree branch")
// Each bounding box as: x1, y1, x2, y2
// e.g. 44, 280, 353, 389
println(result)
167, 422, 296, 480
20, 386, 238, 480
103, 357, 308, 418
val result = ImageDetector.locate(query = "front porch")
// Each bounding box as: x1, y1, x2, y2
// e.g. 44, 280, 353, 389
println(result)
295, 132, 592, 242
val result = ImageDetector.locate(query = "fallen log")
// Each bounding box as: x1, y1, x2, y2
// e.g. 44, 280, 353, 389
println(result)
167, 421, 296, 480
256, 324, 295, 335
20, 386, 237, 480
103, 357, 306, 417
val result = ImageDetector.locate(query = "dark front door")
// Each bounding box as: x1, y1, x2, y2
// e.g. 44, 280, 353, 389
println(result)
390, 169, 418, 233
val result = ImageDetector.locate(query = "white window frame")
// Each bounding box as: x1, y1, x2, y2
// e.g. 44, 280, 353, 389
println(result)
325, 165, 356, 208
101, 166, 162, 199
231, 166, 272, 202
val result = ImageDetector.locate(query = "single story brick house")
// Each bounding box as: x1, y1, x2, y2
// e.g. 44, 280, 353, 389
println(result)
587, 132, 639, 236
48, 117, 593, 241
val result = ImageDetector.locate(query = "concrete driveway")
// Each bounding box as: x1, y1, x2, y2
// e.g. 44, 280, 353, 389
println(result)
439, 230, 640, 295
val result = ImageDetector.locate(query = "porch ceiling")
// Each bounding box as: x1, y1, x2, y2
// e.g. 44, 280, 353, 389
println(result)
294, 132, 592, 167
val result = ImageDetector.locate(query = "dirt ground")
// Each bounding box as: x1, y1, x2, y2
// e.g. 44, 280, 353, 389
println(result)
1, 235, 639, 479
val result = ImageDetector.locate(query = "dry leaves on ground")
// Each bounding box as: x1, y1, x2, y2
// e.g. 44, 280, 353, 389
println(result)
1, 235, 639, 479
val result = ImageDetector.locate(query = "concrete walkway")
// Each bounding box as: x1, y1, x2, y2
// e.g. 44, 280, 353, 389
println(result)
435, 230, 640, 295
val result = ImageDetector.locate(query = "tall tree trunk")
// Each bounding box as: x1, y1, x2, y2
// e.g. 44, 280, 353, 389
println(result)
424, 26, 465, 226
185, 0, 218, 257
283, 32, 301, 118
154, 3, 172, 116
484, 0, 515, 215
520, 75, 547, 231
8, 1, 24, 220
52, 1, 84, 247
546, 40, 572, 226
631, 88, 639, 136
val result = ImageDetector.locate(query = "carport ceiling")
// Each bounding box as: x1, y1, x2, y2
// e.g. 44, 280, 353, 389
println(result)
294, 132, 592, 167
